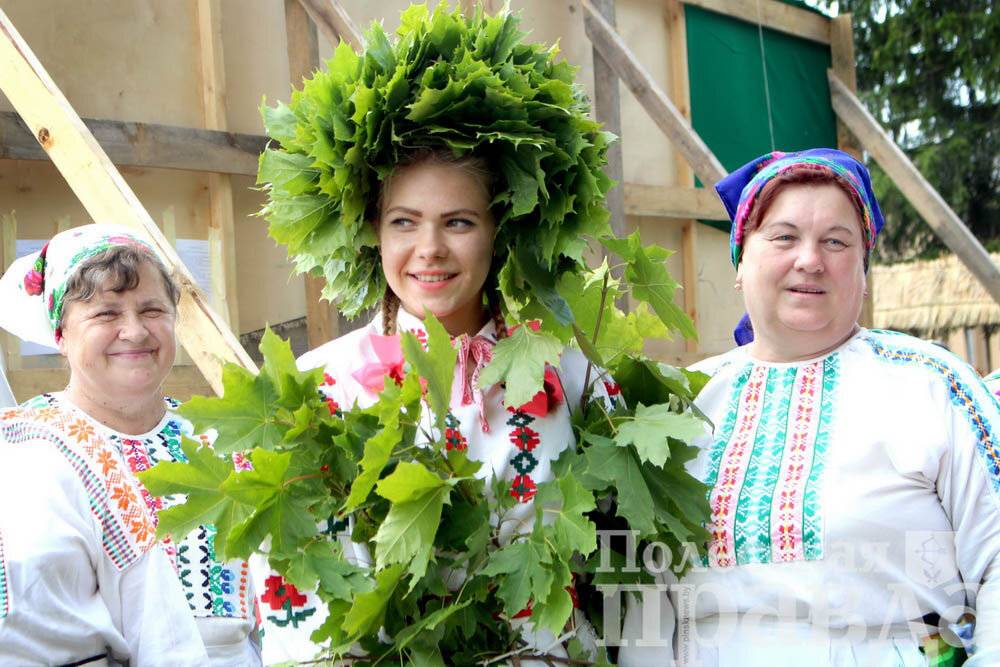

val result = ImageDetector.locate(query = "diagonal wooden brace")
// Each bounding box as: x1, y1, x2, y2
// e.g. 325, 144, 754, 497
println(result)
0, 9, 257, 394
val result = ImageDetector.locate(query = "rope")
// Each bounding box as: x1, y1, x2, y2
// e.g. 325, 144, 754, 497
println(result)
756, 0, 777, 151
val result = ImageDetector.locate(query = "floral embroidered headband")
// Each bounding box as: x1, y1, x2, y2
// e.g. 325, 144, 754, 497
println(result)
0, 224, 155, 347
714, 148, 885, 268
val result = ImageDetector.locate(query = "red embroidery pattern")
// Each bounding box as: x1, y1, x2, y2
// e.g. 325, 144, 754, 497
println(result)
506, 409, 540, 503
444, 412, 468, 452
260, 574, 316, 628
708, 365, 768, 567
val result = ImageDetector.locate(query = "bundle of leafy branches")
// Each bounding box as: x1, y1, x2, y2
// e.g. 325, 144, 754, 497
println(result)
139, 3, 713, 664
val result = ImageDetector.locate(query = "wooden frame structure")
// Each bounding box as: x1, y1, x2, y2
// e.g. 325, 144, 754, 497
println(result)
1, 0, 996, 396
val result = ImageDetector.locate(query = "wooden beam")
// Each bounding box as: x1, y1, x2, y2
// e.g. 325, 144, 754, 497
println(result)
196, 0, 239, 332
681, 0, 830, 44
0, 8, 256, 394
286, 0, 338, 349
297, 0, 363, 52
828, 13, 872, 328
8, 366, 214, 404
590, 0, 627, 244
624, 183, 728, 220
0, 111, 267, 175
828, 70, 1000, 306
582, 0, 728, 188
665, 0, 699, 354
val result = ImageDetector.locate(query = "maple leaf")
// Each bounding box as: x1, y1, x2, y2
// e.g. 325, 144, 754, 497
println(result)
601, 232, 697, 339
341, 563, 405, 637
477, 323, 564, 409
533, 476, 597, 561
400, 313, 456, 436
269, 540, 372, 601
178, 363, 283, 455
615, 403, 710, 468
138, 436, 251, 552
582, 434, 656, 538
221, 449, 319, 557
373, 462, 454, 588
480, 538, 554, 619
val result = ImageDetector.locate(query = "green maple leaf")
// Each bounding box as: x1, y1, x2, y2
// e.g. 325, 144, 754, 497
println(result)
401, 313, 457, 436
533, 558, 574, 634
257, 149, 319, 197
178, 363, 283, 455
373, 462, 453, 587
533, 476, 597, 561
342, 563, 405, 637
259, 327, 324, 410
269, 540, 372, 601
221, 449, 319, 557
477, 324, 563, 409
480, 539, 554, 617
601, 232, 696, 339
615, 403, 710, 468
583, 434, 657, 538
138, 436, 249, 550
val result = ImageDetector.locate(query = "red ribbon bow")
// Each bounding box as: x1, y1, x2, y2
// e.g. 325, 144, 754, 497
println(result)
457, 334, 495, 433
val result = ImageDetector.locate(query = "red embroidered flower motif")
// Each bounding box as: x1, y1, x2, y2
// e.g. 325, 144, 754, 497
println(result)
23, 269, 43, 296
325, 397, 340, 415
322, 373, 336, 387
260, 575, 315, 628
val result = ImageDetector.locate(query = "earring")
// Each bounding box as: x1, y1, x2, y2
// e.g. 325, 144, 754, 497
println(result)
734, 283, 742, 290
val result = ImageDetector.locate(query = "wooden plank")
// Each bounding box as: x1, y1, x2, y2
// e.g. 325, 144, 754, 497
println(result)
582, 0, 728, 188
8, 365, 214, 404
665, 0, 699, 354
590, 0, 627, 244
0, 8, 256, 394
624, 183, 728, 220
829, 70, 1000, 306
0, 111, 267, 175
681, 0, 830, 44
297, 0, 363, 52
286, 0, 338, 349
196, 0, 239, 332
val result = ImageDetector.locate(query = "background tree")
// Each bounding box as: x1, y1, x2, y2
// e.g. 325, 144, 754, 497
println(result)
821, 0, 999, 262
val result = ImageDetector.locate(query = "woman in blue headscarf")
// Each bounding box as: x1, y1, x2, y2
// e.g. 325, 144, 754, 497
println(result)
624, 149, 1000, 666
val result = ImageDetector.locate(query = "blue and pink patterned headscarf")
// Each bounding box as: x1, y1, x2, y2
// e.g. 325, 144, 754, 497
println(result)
715, 148, 885, 268
0, 224, 157, 347
715, 149, 885, 345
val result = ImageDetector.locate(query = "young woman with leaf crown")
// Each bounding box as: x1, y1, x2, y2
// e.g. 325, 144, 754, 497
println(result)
147, 3, 711, 664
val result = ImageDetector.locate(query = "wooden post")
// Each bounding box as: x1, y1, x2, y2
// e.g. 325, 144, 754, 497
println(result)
286, 0, 339, 349
296, 0, 363, 51
195, 0, 239, 332
1, 213, 20, 373
590, 0, 627, 246
0, 8, 256, 394
829, 70, 1000, 306
581, 0, 727, 188
665, 0, 699, 354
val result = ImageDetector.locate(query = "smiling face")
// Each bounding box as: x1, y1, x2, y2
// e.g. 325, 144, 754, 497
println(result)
377, 160, 496, 337
736, 182, 867, 362
58, 260, 177, 417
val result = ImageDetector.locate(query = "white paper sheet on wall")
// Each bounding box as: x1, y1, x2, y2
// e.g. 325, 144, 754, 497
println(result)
13, 238, 213, 356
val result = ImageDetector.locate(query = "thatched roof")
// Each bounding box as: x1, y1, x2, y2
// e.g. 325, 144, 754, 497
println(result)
872, 253, 1000, 334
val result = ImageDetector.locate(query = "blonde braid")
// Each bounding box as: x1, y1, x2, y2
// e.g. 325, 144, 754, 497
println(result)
381, 290, 400, 336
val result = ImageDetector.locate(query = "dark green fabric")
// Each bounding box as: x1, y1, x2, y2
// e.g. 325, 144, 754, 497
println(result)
686, 3, 839, 232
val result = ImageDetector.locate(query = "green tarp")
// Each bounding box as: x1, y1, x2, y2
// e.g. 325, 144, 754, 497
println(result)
686, 2, 839, 231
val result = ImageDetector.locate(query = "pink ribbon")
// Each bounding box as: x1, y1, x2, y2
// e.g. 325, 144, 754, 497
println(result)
352, 333, 405, 393
457, 334, 495, 433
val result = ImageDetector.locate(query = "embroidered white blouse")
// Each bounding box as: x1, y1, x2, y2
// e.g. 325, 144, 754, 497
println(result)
0, 405, 210, 666
252, 308, 619, 665
621, 329, 1000, 666
21, 393, 260, 667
